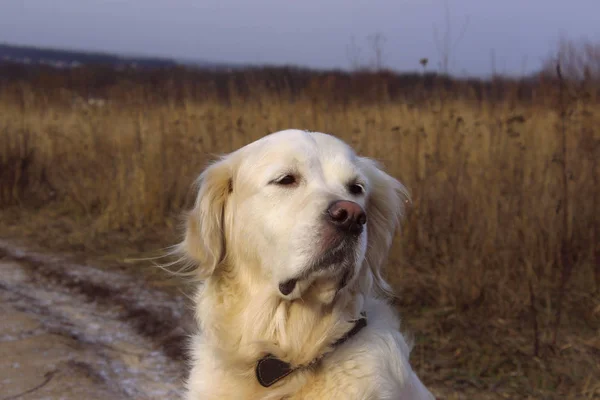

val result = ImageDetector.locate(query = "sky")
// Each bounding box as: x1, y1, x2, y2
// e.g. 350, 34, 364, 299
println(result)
1, 0, 599, 77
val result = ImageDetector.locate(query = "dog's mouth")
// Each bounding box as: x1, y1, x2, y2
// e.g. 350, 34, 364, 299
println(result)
278, 279, 298, 296
278, 240, 357, 297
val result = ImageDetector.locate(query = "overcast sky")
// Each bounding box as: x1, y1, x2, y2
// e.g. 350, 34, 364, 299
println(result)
1, 0, 599, 76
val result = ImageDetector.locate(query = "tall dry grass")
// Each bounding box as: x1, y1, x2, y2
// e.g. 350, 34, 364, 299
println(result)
1, 66, 599, 397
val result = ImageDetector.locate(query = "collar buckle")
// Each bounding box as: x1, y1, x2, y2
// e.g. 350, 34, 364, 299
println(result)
255, 312, 367, 388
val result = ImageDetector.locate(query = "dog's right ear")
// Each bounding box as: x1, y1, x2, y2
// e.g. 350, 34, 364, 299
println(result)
359, 157, 410, 297
179, 156, 232, 279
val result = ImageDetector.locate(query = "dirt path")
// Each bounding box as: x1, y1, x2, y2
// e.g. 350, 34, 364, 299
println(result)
0, 240, 193, 400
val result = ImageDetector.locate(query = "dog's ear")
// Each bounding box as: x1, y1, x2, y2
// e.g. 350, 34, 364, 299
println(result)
360, 157, 410, 296
180, 156, 232, 279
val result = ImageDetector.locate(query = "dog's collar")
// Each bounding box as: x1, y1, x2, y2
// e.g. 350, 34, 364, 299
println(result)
255, 312, 367, 388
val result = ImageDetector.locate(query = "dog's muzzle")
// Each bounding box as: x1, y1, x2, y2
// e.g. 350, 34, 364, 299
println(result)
278, 201, 366, 297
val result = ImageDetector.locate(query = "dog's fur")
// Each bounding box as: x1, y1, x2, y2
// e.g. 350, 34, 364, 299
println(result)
177, 130, 434, 399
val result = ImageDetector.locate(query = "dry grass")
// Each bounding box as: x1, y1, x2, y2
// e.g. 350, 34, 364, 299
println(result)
0, 68, 599, 399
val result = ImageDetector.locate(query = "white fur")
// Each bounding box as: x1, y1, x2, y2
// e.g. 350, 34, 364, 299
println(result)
177, 129, 435, 399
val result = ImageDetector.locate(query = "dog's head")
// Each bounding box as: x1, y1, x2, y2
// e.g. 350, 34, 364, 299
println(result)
179, 130, 408, 302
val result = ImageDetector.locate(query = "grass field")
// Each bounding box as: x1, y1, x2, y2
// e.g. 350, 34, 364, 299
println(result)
1, 66, 599, 398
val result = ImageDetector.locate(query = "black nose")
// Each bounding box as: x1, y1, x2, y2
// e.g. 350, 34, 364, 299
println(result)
327, 200, 367, 234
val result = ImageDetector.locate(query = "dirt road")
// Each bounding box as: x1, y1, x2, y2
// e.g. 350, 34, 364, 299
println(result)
0, 241, 193, 399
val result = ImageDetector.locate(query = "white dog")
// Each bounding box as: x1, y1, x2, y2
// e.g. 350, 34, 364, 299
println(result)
177, 129, 435, 399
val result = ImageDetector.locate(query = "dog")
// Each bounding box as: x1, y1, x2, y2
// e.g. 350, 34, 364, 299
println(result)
176, 129, 435, 399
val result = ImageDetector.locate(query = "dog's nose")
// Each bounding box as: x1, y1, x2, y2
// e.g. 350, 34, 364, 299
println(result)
327, 200, 367, 233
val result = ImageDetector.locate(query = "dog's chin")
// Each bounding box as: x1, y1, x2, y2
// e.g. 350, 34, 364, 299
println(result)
278, 250, 358, 303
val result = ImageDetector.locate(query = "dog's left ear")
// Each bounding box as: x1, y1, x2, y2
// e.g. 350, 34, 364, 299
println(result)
359, 157, 410, 295
179, 156, 233, 279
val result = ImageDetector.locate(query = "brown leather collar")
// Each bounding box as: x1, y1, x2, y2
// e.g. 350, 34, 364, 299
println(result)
255, 312, 367, 388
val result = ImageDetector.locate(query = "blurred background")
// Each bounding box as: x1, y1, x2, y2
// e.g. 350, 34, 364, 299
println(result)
0, 1, 598, 399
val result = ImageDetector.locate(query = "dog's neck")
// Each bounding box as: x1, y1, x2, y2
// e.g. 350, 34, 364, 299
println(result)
194, 262, 371, 373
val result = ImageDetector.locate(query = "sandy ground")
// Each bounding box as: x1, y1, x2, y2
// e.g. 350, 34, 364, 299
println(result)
0, 241, 194, 400
4, 237, 575, 400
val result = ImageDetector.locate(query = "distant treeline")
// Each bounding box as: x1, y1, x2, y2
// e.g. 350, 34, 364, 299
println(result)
0, 43, 179, 69
0, 61, 594, 105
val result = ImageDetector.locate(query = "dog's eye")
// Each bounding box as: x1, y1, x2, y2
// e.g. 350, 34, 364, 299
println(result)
348, 183, 365, 195
274, 174, 297, 186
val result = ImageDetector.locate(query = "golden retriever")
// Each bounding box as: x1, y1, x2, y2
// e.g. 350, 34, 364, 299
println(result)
177, 129, 435, 399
